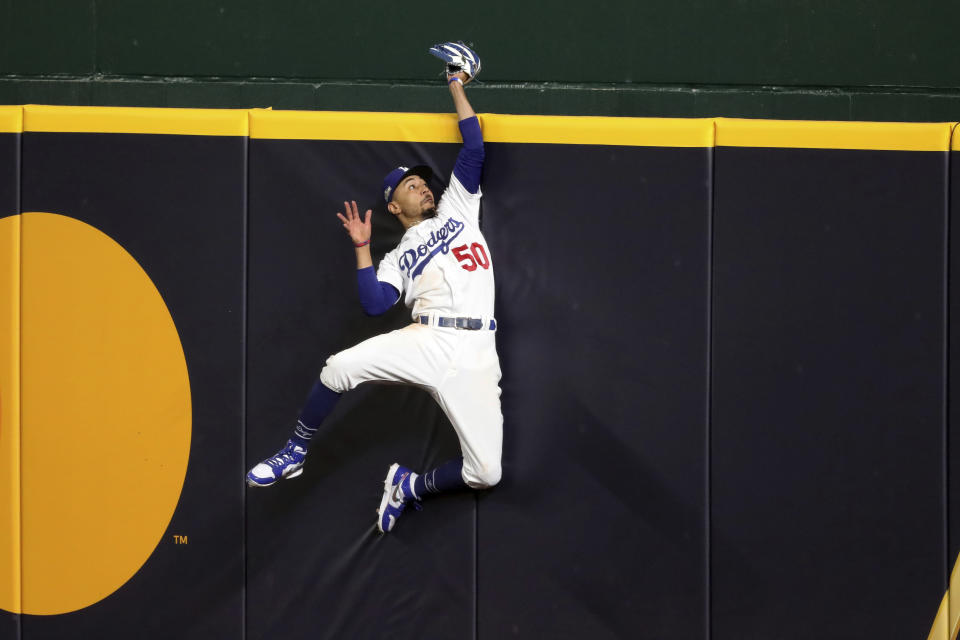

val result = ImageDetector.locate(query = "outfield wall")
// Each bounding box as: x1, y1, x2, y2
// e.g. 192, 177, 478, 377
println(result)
0, 107, 957, 639
2, 1, 960, 121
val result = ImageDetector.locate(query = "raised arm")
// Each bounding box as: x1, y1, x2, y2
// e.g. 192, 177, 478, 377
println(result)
336, 200, 400, 316
448, 73, 484, 194
430, 42, 485, 194
448, 71, 475, 121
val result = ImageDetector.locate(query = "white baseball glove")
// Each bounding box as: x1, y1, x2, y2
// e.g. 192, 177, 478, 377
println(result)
428, 41, 481, 83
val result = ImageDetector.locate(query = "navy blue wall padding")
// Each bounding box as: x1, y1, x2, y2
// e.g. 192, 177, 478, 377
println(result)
247, 141, 712, 640
2, 127, 954, 640
951, 146, 960, 616
478, 144, 711, 639
246, 139, 477, 640
17, 132, 247, 640
0, 134, 16, 219
712, 147, 946, 639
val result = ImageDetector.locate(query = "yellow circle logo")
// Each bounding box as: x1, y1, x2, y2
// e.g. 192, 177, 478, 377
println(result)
0, 212, 191, 615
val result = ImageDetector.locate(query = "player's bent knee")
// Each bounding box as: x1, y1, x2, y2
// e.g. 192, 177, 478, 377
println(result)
318, 354, 352, 394
463, 462, 501, 489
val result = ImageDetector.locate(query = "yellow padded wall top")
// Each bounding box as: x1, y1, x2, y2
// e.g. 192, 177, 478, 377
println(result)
952, 123, 960, 151
0, 215, 21, 615
481, 114, 714, 147
0, 108, 21, 133
250, 109, 463, 142
23, 105, 248, 137
3, 105, 956, 151
250, 109, 716, 147
716, 118, 952, 152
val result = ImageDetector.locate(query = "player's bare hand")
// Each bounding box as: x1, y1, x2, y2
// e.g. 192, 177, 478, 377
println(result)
336, 200, 372, 246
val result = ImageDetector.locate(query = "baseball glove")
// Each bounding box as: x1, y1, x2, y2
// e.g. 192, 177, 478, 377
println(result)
428, 41, 481, 83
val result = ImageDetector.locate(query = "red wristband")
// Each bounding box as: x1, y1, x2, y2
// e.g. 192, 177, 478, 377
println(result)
354, 240, 370, 248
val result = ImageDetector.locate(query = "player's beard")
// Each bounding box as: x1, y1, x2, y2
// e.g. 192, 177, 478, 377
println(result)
422, 206, 438, 219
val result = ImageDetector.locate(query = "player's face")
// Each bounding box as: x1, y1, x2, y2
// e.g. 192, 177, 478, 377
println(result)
391, 175, 436, 220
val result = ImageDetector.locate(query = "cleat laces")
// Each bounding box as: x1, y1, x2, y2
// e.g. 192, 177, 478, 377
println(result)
266, 445, 302, 469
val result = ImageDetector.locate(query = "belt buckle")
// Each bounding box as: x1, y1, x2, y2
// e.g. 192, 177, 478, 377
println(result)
456, 317, 481, 330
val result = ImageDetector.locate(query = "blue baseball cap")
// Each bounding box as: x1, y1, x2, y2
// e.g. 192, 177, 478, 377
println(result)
382, 165, 433, 205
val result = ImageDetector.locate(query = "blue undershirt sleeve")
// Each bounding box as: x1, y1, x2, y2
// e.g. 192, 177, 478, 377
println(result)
452, 116, 485, 194
356, 266, 400, 316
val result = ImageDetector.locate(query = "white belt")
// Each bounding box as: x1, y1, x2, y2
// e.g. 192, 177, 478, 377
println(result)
418, 314, 497, 330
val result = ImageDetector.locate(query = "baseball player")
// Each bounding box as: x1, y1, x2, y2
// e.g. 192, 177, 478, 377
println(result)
246, 42, 502, 534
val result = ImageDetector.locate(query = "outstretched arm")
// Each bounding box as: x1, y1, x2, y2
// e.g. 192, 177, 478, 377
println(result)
448, 72, 484, 194
336, 200, 400, 316
448, 71, 475, 121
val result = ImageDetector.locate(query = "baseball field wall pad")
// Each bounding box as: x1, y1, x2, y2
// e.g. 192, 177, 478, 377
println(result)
3, 106, 247, 639
713, 117, 950, 639
0, 106, 955, 640
945, 123, 960, 640
0, 106, 21, 640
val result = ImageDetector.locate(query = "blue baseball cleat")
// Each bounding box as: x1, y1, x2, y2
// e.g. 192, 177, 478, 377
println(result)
246, 440, 307, 487
377, 463, 421, 533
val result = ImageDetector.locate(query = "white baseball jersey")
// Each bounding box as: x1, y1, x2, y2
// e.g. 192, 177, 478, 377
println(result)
376, 175, 495, 321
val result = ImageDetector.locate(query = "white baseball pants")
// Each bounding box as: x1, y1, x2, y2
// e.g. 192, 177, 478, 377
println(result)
319, 323, 503, 488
